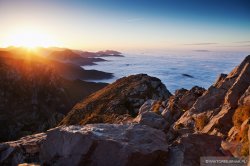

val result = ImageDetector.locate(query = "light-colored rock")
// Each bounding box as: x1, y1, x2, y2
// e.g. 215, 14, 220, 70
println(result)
40, 124, 169, 166
138, 100, 157, 114
162, 86, 205, 131
239, 86, 250, 106
202, 61, 250, 135
133, 111, 168, 130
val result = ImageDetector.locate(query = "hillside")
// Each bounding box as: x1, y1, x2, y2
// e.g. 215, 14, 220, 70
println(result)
60, 74, 172, 125
48, 49, 106, 66
0, 51, 107, 142
4, 47, 114, 80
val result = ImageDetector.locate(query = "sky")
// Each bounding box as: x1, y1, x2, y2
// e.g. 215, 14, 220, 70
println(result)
0, 0, 250, 52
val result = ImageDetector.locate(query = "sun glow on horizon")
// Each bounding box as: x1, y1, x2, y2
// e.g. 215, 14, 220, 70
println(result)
2, 28, 61, 49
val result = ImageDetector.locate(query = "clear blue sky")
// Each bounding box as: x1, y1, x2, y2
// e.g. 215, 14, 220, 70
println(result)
0, 0, 249, 52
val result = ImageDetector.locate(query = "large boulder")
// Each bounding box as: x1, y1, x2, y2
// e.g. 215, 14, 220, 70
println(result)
60, 74, 172, 125
40, 124, 169, 166
0, 124, 169, 166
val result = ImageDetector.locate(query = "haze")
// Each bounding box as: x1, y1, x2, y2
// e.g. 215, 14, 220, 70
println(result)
0, 0, 250, 52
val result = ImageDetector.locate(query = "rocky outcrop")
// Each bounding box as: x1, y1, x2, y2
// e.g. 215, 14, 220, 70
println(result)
137, 87, 205, 127
60, 74, 172, 125
162, 87, 205, 125
175, 55, 250, 137
202, 56, 250, 136
221, 86, 250, 157
0, 124, 169, 166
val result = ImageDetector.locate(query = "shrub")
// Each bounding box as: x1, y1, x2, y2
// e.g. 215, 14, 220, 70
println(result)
195, 114, 208, 131
233, 106, 250, 128
151, 101, 162, 115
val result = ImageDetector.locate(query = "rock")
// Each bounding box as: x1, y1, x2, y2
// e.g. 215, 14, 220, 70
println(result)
220, 88, 250, 157
202, 59, 250, 135
138, 100, 166, 115
224, 63, 250, 108
138, 100, 157, 114
60, 74, 172, 125
0, 124, 169, 166
175, 55, 250, 136
166, 134, 225, 166
0, 133, 46, 166
40, 124, 169, 166
221, 118, 250, 157
178, 86, 206, 111
161, 89, 187, 123
238, 86, 250, 107
133, 111, 168, 130
162, 86, 205, 130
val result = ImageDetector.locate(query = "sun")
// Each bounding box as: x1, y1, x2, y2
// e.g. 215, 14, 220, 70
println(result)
3, 28, 60, 49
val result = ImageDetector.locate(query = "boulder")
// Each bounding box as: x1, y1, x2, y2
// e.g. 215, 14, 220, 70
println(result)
178, 86, 206, 111
40, 124, 169, 166
162, 86, 205, 130
133, 111, 168, 130
0, 124, 169, 166
60, 74, 172, 125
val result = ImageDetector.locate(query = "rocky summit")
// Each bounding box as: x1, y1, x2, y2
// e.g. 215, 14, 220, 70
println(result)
60, 74, 172, 125
0, 55, 250, 166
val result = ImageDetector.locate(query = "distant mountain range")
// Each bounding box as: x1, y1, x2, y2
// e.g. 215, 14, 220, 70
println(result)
0, 47, 124, 142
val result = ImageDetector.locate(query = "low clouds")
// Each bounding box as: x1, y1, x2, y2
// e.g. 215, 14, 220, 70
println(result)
193, 49, 211, 52
183, 42, 218, 45
234, 41, 250, 43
